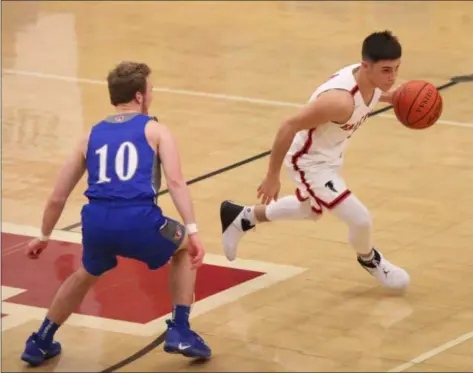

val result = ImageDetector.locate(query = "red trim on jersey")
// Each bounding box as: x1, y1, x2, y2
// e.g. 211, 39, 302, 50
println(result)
290, 128, 323, 214
291, 129, 351, 213
295, 188, 322, 214
350, 85, 359, 95
311, 205, 323, 214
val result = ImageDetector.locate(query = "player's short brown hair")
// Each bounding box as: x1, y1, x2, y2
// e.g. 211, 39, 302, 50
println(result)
362, 30, 402, 62
107, 61, 151, 106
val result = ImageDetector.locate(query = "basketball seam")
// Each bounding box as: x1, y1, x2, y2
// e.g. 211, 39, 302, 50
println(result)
405, 81, 429, 122
409, 92, 442, 127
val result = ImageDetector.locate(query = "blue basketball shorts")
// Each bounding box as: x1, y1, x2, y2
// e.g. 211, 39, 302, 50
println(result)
80, 202, 185, 276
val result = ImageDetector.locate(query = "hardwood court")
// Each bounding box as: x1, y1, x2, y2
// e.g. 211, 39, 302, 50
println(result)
2, 1, 472, 372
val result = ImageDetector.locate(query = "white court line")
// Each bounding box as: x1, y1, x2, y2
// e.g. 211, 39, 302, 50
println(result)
3, 69, 472, 129
387, 331, 473, 372
1, 239, 31, 256
1, 222, 307, 336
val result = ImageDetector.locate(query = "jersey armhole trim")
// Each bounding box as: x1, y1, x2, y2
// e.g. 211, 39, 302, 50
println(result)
144, 119, 160, 156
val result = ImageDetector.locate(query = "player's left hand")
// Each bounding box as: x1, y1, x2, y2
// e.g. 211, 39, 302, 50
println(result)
26, 238, 48, 259
187, 233, 205, 268
257, 173, 281, 205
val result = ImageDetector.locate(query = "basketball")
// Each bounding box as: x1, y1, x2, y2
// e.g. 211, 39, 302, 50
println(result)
392, 80, 443, 129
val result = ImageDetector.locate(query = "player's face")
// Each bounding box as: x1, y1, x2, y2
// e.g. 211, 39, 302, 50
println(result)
366, 60, 401, 92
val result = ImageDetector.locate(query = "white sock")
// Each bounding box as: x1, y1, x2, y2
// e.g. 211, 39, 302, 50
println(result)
358, 249, 374, 262
243, 206, 257, 225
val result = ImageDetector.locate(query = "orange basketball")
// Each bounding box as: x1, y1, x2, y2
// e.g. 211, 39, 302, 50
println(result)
392, 80, 443, 129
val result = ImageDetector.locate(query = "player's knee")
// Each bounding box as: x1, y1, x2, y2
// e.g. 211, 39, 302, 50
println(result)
332, 195, 372, 229
351, 208, 372, 230
171, 241, 191, 265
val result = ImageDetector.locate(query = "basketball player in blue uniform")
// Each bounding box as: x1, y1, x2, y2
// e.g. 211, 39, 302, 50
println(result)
21, 62, 211, 366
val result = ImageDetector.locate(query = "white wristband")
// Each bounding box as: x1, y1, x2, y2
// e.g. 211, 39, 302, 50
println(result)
185, 223, 198, 235
39, 234, 50, 242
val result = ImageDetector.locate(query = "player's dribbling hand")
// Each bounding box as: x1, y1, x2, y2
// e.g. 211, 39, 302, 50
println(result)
187, 234, 205, 268
257, 174, 281, 205
26, 238, 48, 259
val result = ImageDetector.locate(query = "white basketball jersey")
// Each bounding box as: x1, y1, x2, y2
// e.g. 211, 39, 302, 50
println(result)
286, 63, 382, 170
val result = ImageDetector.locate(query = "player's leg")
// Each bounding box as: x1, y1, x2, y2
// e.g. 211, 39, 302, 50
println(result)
220, 164, 322, 261
309, 173, 410, 289
220, 195, 321, 260
43, 268, 99, 325
119, 212, 211, 359
21, 207, 117, 366
168, 242, 195, 325
21, 268, 101, 366
164, 238, 211, 359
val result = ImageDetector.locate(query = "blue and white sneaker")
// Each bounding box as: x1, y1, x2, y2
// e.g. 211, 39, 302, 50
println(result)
21, 332, 62, 366
163, 320, 211, 359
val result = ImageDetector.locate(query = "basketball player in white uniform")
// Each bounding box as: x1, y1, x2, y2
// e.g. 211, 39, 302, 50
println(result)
220, 31, 410, 289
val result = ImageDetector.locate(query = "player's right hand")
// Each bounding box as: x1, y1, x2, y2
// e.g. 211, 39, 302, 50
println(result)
187, 234, 205, 268
257, 173, 281, 205
26, 238, 48, 259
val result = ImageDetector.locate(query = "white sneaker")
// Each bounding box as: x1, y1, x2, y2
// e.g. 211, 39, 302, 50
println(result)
358, 249, 410, 289
220, 201, 255, 261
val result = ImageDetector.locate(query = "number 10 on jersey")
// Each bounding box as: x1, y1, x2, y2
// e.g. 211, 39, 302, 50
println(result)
95, 142, 139, 183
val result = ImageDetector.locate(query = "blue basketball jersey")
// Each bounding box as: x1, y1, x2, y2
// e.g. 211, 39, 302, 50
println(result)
84, 113, 161, 203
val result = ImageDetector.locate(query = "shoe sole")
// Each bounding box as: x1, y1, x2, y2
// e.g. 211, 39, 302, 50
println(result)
21, 353, 44, 367
164, 345, 211, 359
21, 350, 60, 366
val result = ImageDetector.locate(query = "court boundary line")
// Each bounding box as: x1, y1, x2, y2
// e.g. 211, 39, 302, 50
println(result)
3, 68, 472, 128
1, 222, 308, 337
387, 331, 473, 372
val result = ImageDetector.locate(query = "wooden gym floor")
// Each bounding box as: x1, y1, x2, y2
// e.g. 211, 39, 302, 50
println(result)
2, 1, 472, 372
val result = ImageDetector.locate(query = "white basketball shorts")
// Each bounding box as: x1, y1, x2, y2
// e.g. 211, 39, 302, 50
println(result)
285, 163, 351, 214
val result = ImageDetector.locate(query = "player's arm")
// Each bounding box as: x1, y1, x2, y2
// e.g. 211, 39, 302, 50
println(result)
147, 121, 197, 228
380, 91, 394, 104
266, 90, 354, 177
40, 134, 88, 238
